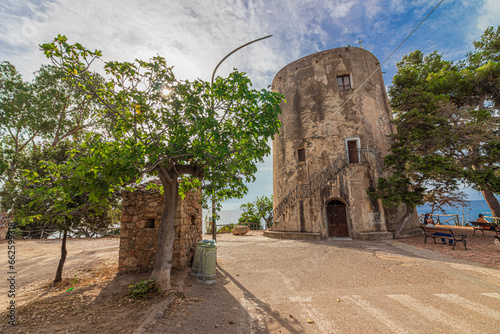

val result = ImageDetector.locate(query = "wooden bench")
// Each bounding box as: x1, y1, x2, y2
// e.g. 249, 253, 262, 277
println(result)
420, 226, 467, 250
471, 222, 500, 236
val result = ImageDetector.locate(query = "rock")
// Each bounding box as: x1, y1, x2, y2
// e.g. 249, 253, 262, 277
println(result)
232, 225, 250, 235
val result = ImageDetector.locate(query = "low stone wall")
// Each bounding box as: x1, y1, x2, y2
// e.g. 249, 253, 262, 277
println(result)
263, 230, 321, 240
118, 181, 202, 272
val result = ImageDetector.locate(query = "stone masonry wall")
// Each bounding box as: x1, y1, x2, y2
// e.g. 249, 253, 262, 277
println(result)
118, 181, 202, 272
271, 47, 420, 239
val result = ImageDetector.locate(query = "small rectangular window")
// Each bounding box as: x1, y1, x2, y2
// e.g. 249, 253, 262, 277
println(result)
145, 219, 155, 228
347, 140, 359, 164
337, 75, 351, 90
298, 148, 306, 162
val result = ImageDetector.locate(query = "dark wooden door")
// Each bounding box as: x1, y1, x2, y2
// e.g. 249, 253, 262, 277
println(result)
327, 201, 348, 237
347, 140, 359, 164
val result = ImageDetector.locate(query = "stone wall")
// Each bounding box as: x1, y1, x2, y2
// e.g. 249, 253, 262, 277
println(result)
118, 181, 202, 272
271, 47, 420, 239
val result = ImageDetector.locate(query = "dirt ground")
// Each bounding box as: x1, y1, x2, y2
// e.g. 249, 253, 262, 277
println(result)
0, 237, 179, 334
0, 227, 498, 333
399, 225, 500, 269
149, 229, 500, 333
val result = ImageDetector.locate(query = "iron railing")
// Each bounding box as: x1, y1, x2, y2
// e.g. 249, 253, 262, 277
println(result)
273, 148, 369, 223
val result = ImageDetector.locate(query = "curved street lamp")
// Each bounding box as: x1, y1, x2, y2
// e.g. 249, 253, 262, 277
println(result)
210, 35, 272, 88
210, 34, 273, 241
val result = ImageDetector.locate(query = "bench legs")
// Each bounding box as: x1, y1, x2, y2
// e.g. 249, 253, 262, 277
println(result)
472, 228, 484, 236
452, 240, 467, 250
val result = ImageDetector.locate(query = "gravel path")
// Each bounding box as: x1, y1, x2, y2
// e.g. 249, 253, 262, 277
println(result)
150, 232, 500, 333
0, 238, 119, 306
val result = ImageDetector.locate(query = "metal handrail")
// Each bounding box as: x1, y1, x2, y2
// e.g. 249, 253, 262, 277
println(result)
273, 148, 369, 223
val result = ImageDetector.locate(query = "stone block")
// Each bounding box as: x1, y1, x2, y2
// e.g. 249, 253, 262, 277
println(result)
233, 225, 250, 235
123, 257, 139, 269
121, 215, 132, 222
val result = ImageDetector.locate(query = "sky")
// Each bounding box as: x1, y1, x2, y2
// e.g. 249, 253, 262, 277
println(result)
1, 0, 498, 210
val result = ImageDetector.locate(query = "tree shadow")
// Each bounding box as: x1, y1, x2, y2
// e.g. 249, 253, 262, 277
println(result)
0, 269, 161, 334
149, 265, 304, 333
217, 264, 305, 333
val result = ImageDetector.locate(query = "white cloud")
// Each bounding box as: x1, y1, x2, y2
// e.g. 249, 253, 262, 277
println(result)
475, 0, 500, 33
0, 0, 492, 211
326, 1, 355, 19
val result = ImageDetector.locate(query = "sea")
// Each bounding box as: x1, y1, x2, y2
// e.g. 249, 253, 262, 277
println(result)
416, 199, 495, 225
203, 199, 496, 231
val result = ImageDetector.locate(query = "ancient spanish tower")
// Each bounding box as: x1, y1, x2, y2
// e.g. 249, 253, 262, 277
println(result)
269, 47, 419, 240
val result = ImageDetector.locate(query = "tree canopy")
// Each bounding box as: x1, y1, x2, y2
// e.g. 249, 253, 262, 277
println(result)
40, 35, 283, 289
0, 61, 121, 283
371, 25, 500, 236
0, 62, 99, 187
238, 195, 273, 230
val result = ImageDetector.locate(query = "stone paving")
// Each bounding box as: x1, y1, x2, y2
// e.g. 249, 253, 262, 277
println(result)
398, 226, 500, 269
148, 230, 500, 333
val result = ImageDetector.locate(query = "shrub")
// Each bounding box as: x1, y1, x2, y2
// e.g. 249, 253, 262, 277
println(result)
127, 278, 162, 299
238, 196, 272, 230
237, 214, 261, 230
217, 223, 235, 233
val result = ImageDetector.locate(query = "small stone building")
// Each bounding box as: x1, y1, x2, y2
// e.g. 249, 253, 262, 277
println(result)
118, 181, 202, 272
269, 47, 420, 240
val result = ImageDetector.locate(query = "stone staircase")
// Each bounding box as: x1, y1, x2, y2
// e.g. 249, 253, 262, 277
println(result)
272, 148, 369, 224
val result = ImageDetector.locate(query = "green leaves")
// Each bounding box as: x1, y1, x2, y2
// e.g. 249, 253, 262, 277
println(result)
38, 35, 283, 208
372, 25, 500, 213
238, 195, 273, 229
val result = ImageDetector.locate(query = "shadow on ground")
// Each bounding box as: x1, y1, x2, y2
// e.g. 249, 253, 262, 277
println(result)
149, 264, 305, 334
0, 269, 164, 334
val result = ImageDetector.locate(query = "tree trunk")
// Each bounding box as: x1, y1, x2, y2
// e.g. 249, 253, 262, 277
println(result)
481, 189, 500, 218
151, 171, 179, 291
54, 230, 68, 283
393, 206, 415, 239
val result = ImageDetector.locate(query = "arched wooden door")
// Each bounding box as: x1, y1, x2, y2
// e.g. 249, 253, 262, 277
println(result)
327, 200, 348, 237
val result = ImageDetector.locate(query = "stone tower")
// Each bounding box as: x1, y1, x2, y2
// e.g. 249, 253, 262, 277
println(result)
269, 47, 419, 240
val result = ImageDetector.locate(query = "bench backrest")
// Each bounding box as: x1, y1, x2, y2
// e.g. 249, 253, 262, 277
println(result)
420, 225, 454, 234
472, 222, 499, 230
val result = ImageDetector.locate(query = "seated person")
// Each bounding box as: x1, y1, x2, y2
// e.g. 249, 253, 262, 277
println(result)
476, 213, 489, 223
425, 218, 453, 245
476, 214, 488, 223
423, 213, 434, 225
476, 214, 497, 230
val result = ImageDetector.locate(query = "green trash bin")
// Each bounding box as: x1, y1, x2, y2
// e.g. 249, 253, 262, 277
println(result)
196, 244, 217, 285
190, 240, 215, 277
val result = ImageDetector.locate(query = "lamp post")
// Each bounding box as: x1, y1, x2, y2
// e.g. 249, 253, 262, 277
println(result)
209, 35, 273, 242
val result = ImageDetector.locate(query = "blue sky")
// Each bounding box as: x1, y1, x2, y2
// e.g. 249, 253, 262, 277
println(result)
1, 0, 498, 209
